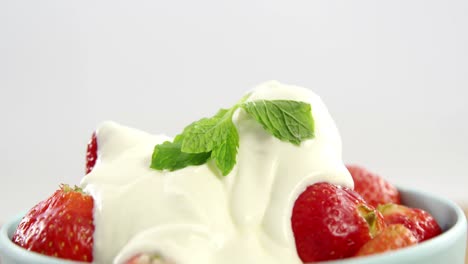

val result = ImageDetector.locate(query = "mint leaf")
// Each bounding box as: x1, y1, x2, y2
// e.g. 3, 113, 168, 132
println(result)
151, 106, 240, 175
180, 108, 232, 153
150, 97, 315, 176
150, 141, 211, 171
180, 107, 240, 176
241, 100, 314, 145
211, 120, 239, 175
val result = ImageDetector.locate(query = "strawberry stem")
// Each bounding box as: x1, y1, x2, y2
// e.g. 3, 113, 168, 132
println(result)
357, 204, 380, 238
60, 184, 84, 193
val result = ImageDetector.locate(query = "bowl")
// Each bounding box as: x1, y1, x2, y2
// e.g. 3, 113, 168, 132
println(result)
1, 187, 466, 264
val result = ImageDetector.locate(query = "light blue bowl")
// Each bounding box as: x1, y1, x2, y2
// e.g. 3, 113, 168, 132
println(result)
1, 187, 466, 264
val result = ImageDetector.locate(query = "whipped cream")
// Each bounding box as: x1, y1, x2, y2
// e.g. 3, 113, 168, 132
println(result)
81, 81, 353, 264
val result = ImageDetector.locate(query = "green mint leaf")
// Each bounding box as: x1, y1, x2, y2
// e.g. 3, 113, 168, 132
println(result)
180, 108, 232, 153
241, 100, 314, 145
150, 141, 211, 171
210, 120, 239, 176
150, 96, 314, 177
180, 107, 240, 175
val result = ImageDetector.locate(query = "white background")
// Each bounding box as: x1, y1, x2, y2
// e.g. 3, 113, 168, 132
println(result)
0, 0, 467, 222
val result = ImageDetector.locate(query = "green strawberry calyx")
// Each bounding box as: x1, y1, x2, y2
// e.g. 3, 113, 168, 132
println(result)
358, 204, 382, 238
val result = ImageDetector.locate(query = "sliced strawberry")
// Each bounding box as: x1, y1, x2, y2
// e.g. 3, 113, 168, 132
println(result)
347, 164, 401, 207
126, 253, 174, 264
12, 185, 94, 262
355, 224, 418, 256
86, 132, 98, 174
291, 182, 386, 262
378, 203, 442, 242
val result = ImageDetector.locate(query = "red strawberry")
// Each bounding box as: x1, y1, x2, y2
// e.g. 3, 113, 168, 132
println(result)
291, 182, 386, 262
378, 203, 442, 242
347, 164, 401, 207
86, 132, 98, 174
12, 185, 94, 262
355, 224, 418, 256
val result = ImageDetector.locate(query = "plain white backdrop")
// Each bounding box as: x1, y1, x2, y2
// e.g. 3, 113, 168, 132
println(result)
0, 0, 467, 222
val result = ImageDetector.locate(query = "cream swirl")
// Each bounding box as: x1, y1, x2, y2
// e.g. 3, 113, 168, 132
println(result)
81, 81, 353, 264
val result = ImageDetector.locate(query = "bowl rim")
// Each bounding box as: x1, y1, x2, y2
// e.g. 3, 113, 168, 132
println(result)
0, 186, 466, 264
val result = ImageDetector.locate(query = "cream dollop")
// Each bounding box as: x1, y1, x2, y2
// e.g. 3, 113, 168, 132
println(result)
81, 81, 353, 264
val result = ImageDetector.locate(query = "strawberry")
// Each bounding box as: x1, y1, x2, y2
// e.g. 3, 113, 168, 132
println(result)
355, 224, 418, 256
346, 164, 401, 207
86, 132, 98, 174
291, 182, 386, 262
12, 184, 94, 262
378, 203, 442, 242
126, 254, 174, 264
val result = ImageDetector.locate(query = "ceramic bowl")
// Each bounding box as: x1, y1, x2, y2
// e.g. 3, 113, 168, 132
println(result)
1, 187, 466, 264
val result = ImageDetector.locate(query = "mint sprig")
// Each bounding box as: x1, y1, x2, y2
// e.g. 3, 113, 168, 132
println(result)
150, 98, 315, 176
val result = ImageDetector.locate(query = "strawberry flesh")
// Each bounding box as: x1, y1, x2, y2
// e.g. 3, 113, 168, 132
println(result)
126, 254, 174, 264
86, 132, 98, 174
347, 164, 401, 207
355, 224, 418, 256
378, 203, 442, 242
